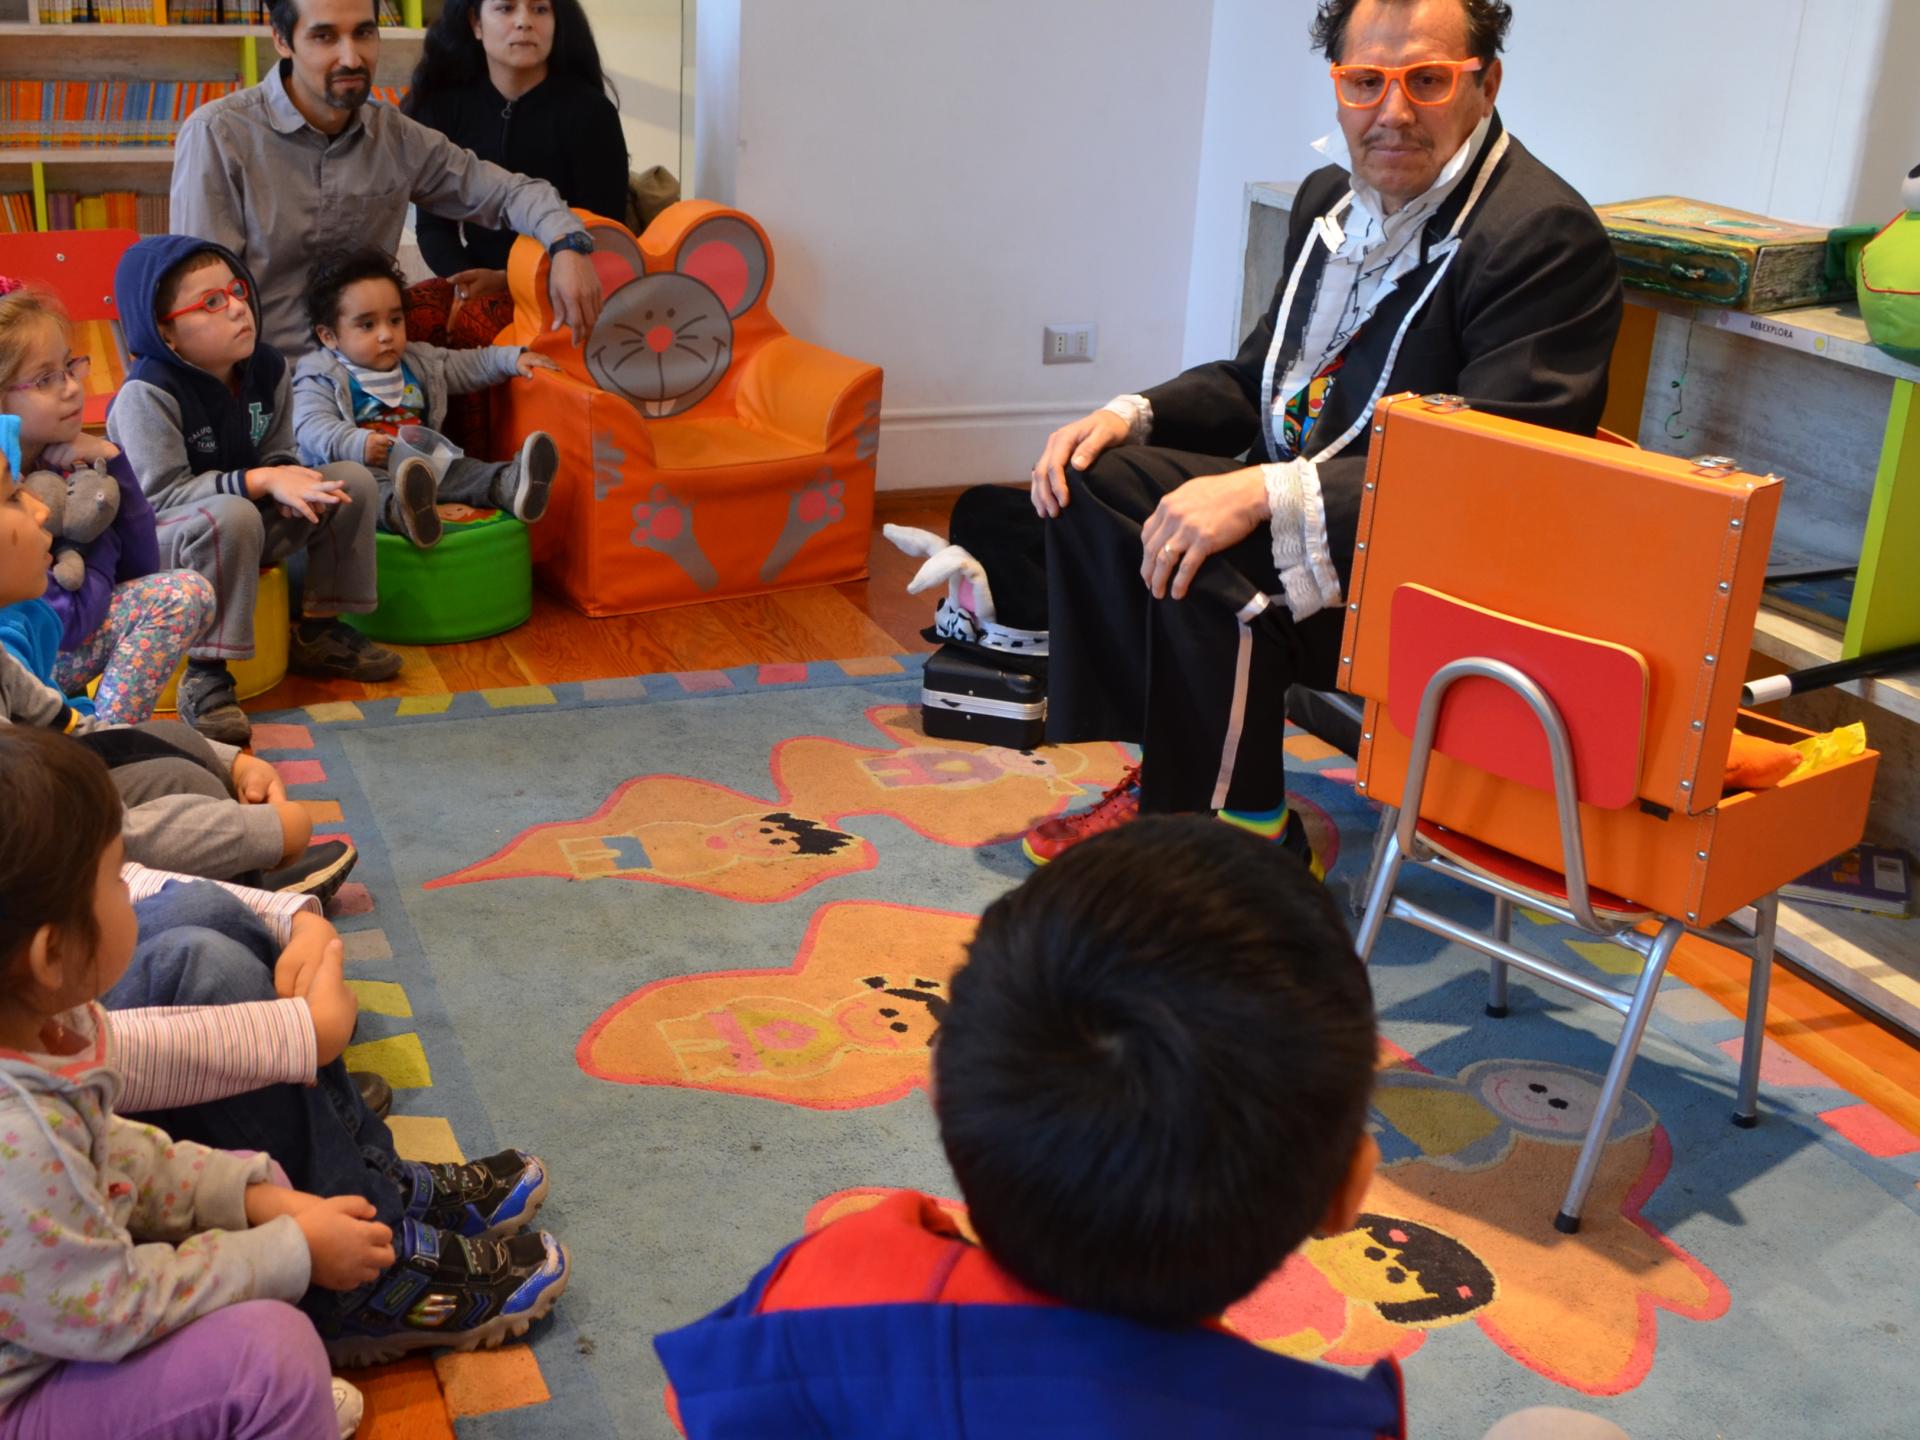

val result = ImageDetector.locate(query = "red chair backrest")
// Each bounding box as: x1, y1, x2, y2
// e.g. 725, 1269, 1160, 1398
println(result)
1386, 584, 1651, 811
0, 229, 139, 426
0, 229, 136, 322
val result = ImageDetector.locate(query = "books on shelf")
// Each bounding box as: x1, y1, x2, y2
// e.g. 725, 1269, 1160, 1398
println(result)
1, 192, 38, 233
32, 3, 164, 21
157, 2, 401, 21
1, 80, 238, 149
1781, 843, 1913, 917
1, 190, 171, 234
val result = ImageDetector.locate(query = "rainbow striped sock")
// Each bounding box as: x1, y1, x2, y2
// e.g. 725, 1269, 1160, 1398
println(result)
1218, 802, 1291, 840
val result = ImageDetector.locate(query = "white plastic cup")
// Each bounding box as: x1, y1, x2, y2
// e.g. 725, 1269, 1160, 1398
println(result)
389, 424, 465, 481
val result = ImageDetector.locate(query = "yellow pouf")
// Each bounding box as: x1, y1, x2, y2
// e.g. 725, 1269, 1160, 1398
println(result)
150, 564, 292, 712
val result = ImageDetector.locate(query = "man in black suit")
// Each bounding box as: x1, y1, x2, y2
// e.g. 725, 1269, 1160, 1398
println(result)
1023, 0, 1621, 865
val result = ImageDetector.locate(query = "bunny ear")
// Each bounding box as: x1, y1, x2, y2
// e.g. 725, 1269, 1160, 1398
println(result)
677, 215, 770, 318
589, 225, 647, 294
882, 523, 949, 560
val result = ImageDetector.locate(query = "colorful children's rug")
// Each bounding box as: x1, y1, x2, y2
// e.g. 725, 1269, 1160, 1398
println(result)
253, 658, 1920, 1439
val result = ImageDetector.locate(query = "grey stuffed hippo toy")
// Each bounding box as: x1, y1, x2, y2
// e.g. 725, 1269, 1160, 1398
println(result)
20, 461, 120, 592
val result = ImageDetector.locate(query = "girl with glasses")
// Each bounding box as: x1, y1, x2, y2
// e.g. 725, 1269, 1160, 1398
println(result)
0, 276, 216, 726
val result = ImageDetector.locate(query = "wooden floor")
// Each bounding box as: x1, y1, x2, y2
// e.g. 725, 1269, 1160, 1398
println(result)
242, 489, 957, 714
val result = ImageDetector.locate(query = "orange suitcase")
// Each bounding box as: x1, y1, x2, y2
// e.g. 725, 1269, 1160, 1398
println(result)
1340, 394, 1878, 925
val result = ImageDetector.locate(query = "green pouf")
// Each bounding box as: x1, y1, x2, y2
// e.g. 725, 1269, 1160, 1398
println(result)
1857, 166, 1920, 365
346, 508, 533, 646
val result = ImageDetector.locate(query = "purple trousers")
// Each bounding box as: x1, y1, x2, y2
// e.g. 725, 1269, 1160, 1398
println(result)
0, 1300, 335, 1440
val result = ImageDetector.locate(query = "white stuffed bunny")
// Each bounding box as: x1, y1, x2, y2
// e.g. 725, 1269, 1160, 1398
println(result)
883, 523, 1046, 656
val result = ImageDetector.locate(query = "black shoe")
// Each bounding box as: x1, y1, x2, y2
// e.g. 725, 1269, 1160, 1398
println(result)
289, 620, 403, 683
318, 1222, 570, 1369
501, 431, 556, 523
401, 1149, 549, 1240
388, 457, 443, 549
260, 839, 358, 904
355, 1071, 393, 1121
176, 663, 252, 746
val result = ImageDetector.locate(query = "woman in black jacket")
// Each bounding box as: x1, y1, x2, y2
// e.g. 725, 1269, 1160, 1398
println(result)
404, 0, 630, 299
400, 0, 630, 452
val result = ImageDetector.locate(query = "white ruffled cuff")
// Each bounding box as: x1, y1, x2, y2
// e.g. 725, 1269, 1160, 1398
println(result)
1103, 394, 1153, 445
1266, 457, 1344, 622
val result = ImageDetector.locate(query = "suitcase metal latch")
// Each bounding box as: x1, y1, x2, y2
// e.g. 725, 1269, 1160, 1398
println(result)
1421, 393, 1471, 413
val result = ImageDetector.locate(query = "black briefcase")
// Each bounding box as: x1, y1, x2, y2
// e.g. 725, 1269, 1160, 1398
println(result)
919, 644, 1048, 749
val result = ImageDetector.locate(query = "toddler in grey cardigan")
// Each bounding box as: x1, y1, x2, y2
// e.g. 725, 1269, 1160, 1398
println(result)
293, 248, 560, 549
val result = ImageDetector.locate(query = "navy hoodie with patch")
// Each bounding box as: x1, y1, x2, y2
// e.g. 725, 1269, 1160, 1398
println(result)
105, 235, 297, 513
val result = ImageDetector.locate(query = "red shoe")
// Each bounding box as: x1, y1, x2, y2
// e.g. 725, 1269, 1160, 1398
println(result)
1022, 765, 1143, 865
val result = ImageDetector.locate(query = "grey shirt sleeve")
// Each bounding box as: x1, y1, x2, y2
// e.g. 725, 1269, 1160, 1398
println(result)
291, 357, 370, 468
0, 648, 86, 731
400, 114, 579, 253
433, 340, 524, 397
107, 381, 250, 508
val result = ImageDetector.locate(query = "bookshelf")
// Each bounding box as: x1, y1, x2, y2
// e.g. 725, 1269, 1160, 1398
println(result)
1, 1, 435, 234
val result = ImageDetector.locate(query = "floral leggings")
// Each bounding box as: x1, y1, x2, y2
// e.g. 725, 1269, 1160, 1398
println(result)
51, 571, 216, 724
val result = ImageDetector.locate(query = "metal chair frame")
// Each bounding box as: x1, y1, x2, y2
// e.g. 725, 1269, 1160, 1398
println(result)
1353, 656, 1781, 1233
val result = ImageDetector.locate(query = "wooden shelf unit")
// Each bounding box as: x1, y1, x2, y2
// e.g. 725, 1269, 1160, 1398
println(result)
1, 1, 435, 232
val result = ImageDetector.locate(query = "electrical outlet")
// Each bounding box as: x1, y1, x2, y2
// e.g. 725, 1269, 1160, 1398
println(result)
1043, 324, 1097, 364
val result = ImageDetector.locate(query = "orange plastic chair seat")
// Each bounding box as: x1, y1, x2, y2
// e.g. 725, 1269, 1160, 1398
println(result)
1415, 820, 1654, 922
650, 417, 818, 470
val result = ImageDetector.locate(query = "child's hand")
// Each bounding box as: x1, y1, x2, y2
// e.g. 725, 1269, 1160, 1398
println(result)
244, 1182, 326, 1226
277, 911, 341, 998
516, 352, 562, 378
271, 800, 314, 867
295, 1195, 396, 1290
231, 752, 286, 804
39, 434, 120, 470
364, 432, 395, 466
299, 937, 358, 1065
248, 465, 346, 524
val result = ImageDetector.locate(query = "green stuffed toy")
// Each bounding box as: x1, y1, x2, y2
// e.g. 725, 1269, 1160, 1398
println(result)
1858, 164, 1920, 363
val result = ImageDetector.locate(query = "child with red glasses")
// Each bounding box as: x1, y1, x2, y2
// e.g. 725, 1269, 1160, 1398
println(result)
0, 276, 215, 725
106, 238, 399, 747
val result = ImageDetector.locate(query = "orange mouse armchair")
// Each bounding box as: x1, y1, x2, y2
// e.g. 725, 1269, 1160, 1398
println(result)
493, 203, 883, 616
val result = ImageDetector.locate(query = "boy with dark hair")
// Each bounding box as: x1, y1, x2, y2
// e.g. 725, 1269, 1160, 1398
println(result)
107, 238, 400, 746
654, 816, 1399, 1437
292, 246, 559, 549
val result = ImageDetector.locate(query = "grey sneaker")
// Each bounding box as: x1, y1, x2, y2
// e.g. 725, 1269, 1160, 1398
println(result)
387, 456, 443, 549
498, 431, 557, 523
289, 620, 403, 683
176, 663, 252, 746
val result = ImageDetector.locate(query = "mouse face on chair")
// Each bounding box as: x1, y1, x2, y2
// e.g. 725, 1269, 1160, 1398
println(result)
584, 215, 771, 419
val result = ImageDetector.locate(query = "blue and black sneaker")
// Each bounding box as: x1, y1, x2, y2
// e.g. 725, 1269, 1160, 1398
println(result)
321, 1220, 570, 1369
401, 1149, 549, 1239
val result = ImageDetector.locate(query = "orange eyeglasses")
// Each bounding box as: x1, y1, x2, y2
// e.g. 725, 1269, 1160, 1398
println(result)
1331, 57, 1483, 109
162, 276, 250, 321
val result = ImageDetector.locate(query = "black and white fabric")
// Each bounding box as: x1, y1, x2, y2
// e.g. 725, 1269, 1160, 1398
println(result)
1050, 112, 1623, 816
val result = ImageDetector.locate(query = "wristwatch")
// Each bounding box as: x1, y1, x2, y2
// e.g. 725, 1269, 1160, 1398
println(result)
547, 231, 595, 258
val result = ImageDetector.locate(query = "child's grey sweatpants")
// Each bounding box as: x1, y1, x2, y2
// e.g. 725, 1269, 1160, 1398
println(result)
152, 461, 381, 662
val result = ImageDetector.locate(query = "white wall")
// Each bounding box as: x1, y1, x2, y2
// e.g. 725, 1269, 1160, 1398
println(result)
578, 0, 685, 185
703, 0, 1216, 491
1182, 0, 1917, 366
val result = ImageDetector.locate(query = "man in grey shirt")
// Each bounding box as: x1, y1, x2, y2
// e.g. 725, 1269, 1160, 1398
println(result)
171, 0, 603, 358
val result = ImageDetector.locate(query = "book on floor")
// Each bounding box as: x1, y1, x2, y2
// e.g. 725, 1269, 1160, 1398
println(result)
1781, 844, 1913, 916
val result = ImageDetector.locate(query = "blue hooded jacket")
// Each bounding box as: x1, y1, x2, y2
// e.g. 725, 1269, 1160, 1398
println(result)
107, 235, 292, 507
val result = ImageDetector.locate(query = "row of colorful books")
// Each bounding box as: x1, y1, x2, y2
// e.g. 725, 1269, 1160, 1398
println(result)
0, 80, 239, 149
0, 190, 171, 234
32, 2, 404, 22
